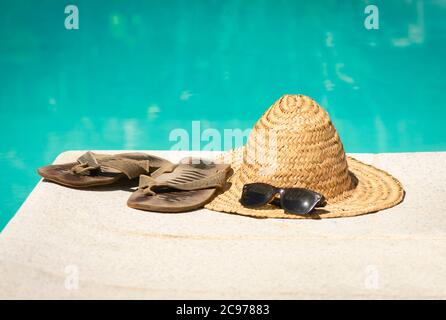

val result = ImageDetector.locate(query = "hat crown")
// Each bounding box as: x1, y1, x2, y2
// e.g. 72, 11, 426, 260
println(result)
241, 94, 354, 200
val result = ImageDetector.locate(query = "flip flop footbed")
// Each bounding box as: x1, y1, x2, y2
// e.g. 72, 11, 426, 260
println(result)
127, 188, 216, 213
38, 163, 124, 188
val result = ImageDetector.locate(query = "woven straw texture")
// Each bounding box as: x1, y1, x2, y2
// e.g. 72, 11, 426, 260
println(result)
205, 95, 405, 219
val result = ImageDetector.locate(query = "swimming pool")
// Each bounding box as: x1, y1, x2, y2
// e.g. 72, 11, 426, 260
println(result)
1, 0, 445, 230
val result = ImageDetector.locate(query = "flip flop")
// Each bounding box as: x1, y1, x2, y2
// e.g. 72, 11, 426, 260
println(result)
127, 158, 231, 213
38, 151, 176, 188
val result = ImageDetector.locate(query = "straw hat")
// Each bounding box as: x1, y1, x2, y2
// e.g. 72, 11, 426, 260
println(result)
205, 94, 405, 219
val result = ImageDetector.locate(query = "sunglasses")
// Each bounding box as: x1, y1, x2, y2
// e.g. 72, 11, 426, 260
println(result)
239, 183, 325, 215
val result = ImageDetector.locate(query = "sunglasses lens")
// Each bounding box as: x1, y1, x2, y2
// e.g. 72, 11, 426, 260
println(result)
240, 183, 275, 208
281, 188, 323, 215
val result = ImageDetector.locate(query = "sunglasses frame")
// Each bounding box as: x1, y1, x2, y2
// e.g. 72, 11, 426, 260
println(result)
240, 183, 325, 215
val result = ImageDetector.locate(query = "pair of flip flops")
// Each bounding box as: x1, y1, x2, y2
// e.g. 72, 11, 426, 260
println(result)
38, 152, 231, 212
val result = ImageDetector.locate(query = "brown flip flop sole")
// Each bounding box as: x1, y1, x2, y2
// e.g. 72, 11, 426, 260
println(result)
38, 163, 124, 188
127, 188, 217, 213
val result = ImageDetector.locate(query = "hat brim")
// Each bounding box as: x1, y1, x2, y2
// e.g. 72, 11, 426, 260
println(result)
205, 148, 405, 219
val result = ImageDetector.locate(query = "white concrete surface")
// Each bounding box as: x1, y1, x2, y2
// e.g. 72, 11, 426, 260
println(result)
0, 150, 445, 299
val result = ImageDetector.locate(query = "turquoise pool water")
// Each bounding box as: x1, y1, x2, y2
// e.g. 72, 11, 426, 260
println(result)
1, 0, 445, 230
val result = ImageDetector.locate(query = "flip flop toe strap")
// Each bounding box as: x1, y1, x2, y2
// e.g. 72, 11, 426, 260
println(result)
70, 163, 100, 175
70, 152, 101, 175
138, 167, 229, 196
70, 151, 151, 179
139, 175, 158, 195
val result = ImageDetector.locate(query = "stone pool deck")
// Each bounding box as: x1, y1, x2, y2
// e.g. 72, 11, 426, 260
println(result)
0, 151, 445, 299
